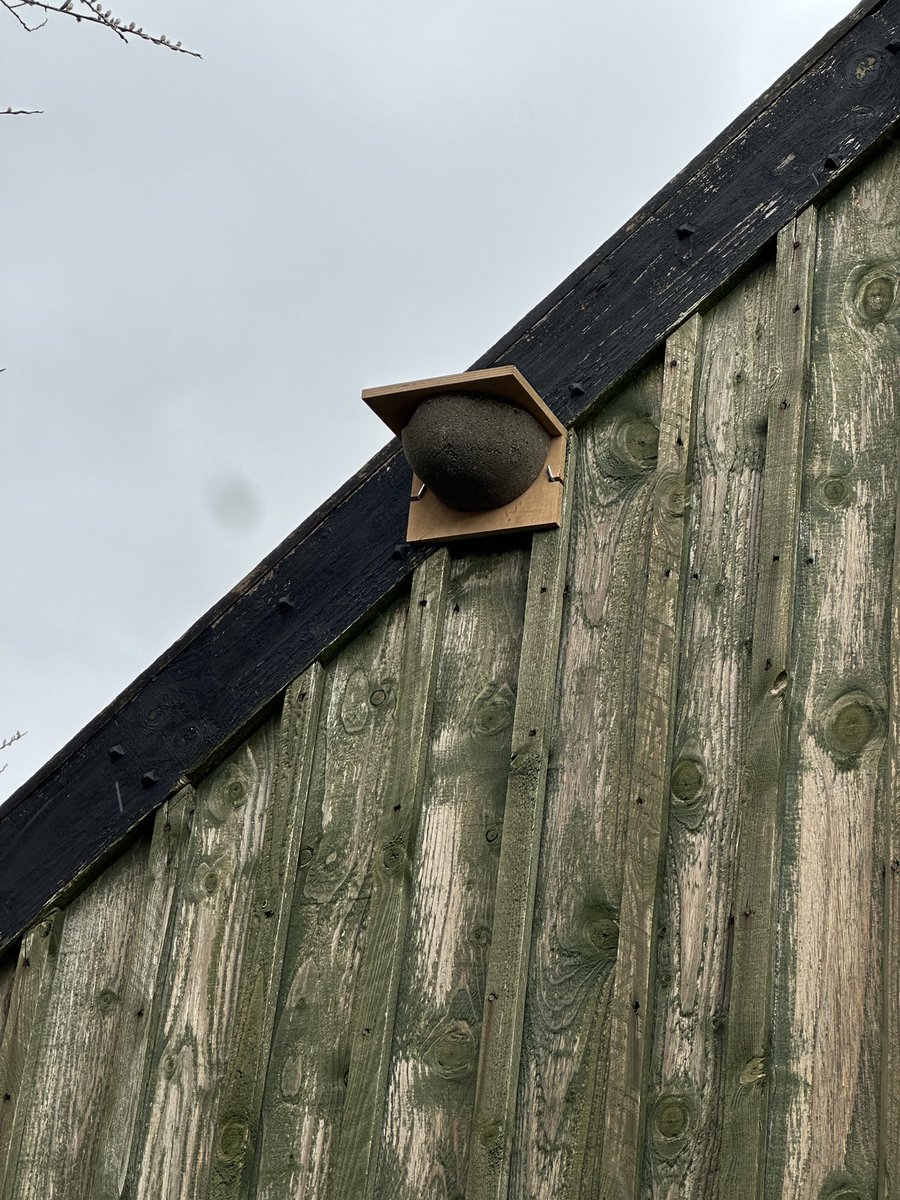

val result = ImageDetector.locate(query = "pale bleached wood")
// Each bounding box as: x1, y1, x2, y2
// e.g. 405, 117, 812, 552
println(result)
333, 549, 450, 1200
463, 438, 576, 1200
9, 841, 148, 1200
255, 596, 410, 1200
0, 911, 63, 1200
598, 315, 700, 1200
93, 788, 195, 1200
645, 263, 775, 1199
508, 364, 663, 1199
127, 720, 278, 1200
765, 151, 900, 1199
205, 668, 324, 1200
716, 211, 816, 1199
376, 543, 531, 1197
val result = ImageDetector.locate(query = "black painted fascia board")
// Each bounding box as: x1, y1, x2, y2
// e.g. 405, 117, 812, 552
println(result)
2, 0, 900, 948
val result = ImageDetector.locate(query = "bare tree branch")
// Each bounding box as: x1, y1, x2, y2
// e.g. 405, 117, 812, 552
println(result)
1, 0, 200, 57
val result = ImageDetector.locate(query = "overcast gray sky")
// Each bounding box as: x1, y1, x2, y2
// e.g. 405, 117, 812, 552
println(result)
2, 0, 853, 798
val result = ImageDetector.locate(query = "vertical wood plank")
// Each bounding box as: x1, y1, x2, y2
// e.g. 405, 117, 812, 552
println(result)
254, 595, 410, 1200
883, 372, 900, 1199
645, 263, 774, 1200
0, 953, 16, 1050
206, 667, 324, 1200
8, 842, 148, 1200
766, 152, 900, 1198
127, 720, 278, 1200
463, 443, 575, 1200
0, 911, 63, 1200
716, 209, 817, 1197
333, 548, 450, 1200
376, 542, 531, 1198
509, 364, 663, 1199
93, 788, 195, 1200
599, 314, 700, 1200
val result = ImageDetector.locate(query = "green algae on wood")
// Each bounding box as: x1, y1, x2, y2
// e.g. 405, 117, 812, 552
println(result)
717, 210, 817, 1198
207, 668, 324, 1200
599, 314, 700, 1199
509, 363, 662, 1198
8, 842, 148, 1200
254, 596, 409, 1200
126, 722, 278, 1200
377, 542, 530, 1197
0, 912, 63, 1200
332, 549, 450, 1200
646, 261, 775, 1200
766, 152, 900, 1200
463, 441, 575, 1200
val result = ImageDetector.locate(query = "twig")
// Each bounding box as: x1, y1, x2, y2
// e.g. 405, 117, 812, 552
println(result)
1, 0, 200, 56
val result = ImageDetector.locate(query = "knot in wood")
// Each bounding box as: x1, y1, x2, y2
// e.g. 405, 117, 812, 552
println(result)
653, 1093, 691, 1139
429, 1020, 477, 1080
217, 1117, 251, 1164
381, 842, 405, 874
225, 779, 246, 807
825, 690, 882, 764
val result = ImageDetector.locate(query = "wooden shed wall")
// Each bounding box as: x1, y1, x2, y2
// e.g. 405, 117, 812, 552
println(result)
1, 142, 899, 1200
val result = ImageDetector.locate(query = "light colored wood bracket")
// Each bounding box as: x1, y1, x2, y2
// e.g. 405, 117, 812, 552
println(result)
363, 365, 568, 544
406, 432, 566, 544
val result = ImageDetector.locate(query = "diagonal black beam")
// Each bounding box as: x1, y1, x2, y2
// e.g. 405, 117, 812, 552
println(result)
2, 0, 899, 949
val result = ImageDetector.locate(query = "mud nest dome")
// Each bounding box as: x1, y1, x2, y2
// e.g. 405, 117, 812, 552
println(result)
401, 391, 550, 512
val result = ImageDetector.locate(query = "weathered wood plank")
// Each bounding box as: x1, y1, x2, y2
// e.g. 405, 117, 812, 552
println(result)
126, 720, 278, 1200
0, 912, 63, 1200
645, 262, 775, 1199
254, 595, 410, 1200
333, 549, 450, 1200
883, 357, 900, 1198
765, 151, 900, 1199
715, 210, 816, 1199
598, 315, 700, 1199
376, 542, 531, 1198
93, 787, 195, 1200
205, 667, 324, 1200
509, 363, 663, 1198
463, 446, 575, 1200
0, 953, 16, 1050
8, 841, 148, 1200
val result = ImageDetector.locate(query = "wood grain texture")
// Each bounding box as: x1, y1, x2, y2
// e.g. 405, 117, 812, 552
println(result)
0, 912, 63, 1200
508, 363, 663, 1199
126, 721, 278, 1200
8, 841, 148, 1200
92, 788, 195, 1200
0, 953, 16, 1050
254, 595, 410, 1200
205, 667, 324, 1200
882, 307, 900, 1199
464, 446, 576, 1200
765, 150, 900, 1200
5, 0, 900, 955
715, 212, 816, 1199
599, 315, 700, 1200
333, 549, 450, 1200
376, 542, 531, 1198
645, 262, 775, 1199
